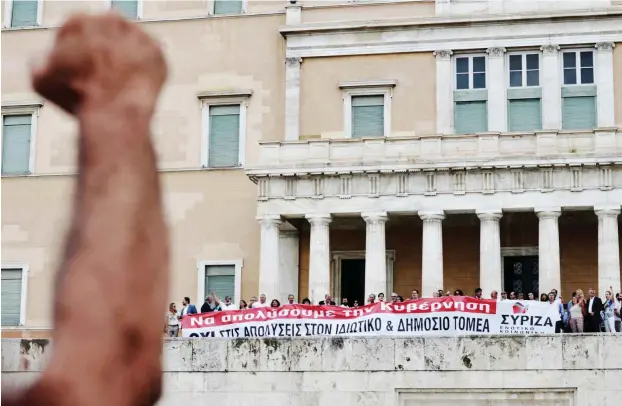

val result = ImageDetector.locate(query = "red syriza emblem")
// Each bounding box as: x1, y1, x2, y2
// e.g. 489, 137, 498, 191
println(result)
512, 302, 529, 314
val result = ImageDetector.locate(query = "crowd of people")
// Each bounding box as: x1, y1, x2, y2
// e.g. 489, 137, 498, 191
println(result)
165, 286, 622, 337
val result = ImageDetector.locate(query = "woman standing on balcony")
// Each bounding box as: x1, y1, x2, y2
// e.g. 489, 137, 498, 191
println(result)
603, 288, 618, 333
568, 295, 585, 333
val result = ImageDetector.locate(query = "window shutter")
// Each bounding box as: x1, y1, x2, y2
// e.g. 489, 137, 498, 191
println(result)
562, 96, 596, 130
208, 105, 240, 168
205, 265, 235, 301
1, 269, 23, 326
10, 0, 38, 27
508, 99, 542, 132
214, 0, 243, 14
351, 95, 384, 138
2, 115, 32, 175
111, 0, 139, 19
454, 101, 487, 134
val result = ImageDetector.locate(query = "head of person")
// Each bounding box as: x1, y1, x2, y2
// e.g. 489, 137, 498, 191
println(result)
169, 302, 176, 313
239, 299, 248, 309
249, 296, 257, 305
378, 293, 385, 302
437, 290, 444, 297
325, 294, 333, 303
391, 293, 398, 303
490, 290, 498, 300
528, 292, 534, 300
183, 297, 190, 306
341, 297, 349, 306
260, 294, 267, 303
551, 289, 558, 299
454, 289, 463, 296
287, 294, 295, 304
509, 291, 516, 300
353, 300, 359, 307
548, 292, 555, 302
271, 299, 280, 307
411, 289, 419, 300
446, 290, 452, 297
588, 288, 595, 298
572, 295, 578, 305
368, 293, 376, 303
518, 292, 524, 300
617, 293, 620, 302
576, 289, 584, 300
605, 290, 612, 301
474, 288, 482, 298
397, 296, 404, 303
501, 291, 508, 300
540, 293, 548, 302
302, 298, 311, 305
205, 296, 212, 304
224, 295, 232, 306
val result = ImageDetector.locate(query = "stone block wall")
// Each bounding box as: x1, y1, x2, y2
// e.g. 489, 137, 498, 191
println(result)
2, 335, 621, 405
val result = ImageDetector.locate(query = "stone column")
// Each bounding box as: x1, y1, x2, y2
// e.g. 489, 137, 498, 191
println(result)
257, 215, 282, 300
535, 208, 562, 295
362, 212, 388, 297
477, 210, 503, 297
433, 50, 453, 134
540, 45, 561, 129
595, 206, 620, 295
595, 42, 616, 127
486, 47, 507, 132
285, 57, 302, 141
306, 214, 332, 304
419, 211, 445, 297
279, 225, 300, 303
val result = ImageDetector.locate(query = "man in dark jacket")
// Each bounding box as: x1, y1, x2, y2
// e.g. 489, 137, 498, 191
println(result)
585, 288, 603, 332
319, 294, 336, 306
201, 296, 214, 313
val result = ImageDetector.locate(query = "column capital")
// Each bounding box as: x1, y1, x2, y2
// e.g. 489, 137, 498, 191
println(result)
306, 214, 332, 226
285, 57, 303, 67
419, 210, 445, 221
476, 209, 503, 221
362, 212, 388, 224
595, 42, 615, 52
535, 207, 561, 219
486, 47, 506, 58
595, 205, 620, 218
256, 214, 282, 226
433, 50, 453, 60
540, 44, 560, 54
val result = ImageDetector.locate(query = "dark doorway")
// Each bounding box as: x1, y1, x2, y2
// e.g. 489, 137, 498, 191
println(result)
340, 259, 365, 306
503, 256, 539, 297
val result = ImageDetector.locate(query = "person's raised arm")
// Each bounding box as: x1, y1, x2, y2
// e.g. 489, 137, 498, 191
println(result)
3, 13, 169, 406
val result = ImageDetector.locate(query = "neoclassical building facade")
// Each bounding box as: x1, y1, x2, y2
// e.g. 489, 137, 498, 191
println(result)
1, 0, 621, 334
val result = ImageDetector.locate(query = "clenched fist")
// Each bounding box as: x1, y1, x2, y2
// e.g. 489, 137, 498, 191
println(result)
32, 13, 167, 115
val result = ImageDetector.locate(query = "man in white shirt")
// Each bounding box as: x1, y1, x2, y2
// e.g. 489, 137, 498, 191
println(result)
254, 293, 270, 308
286, 294, 296, 305
214, 295, 238, 311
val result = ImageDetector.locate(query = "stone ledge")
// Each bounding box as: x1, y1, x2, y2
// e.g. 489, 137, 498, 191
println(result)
2, 335, 620, 373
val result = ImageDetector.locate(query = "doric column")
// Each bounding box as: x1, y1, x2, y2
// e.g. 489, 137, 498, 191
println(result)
419, 211, 445, 297
540, 45, 561, 129
595, 42, 616, 127
486, 47, 507, 132
279, 225, 300, 303
535, 208, 562, 295
477, 210, 503, 297
362, 212, 388, 297
306, 214, 332, 304
433, 50, 453, 134
257, 215, 282, 300
595, 206, 620, 294
285, 57, 302, 141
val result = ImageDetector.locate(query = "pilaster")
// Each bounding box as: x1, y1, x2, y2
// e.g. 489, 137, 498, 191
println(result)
285, 57, 303, 141
595, 42, 615, 127
486, 47, 507, 132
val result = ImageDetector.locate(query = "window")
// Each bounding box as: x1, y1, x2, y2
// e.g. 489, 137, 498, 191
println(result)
509, 54, 539, 87
5, 0, 40, 28
455, 56, 486, 90
213, 0, 243, 15
197, 260, 242, 305
340, 81, 394, 139
1, 267, 27, 326
351, 95, 385, 138
563, 51, 594, 85
206, 104, 242, 167
111, 0, 139, 20
2, 114, 33, 175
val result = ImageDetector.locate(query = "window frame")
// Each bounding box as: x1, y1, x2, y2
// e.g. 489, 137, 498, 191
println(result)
454, 53, 488, 91
507, 52, 541, 88
3, 0, 43, 28
561, 48, 596, 86
108, 0, 143, 20
342, 84, 393, 139
1, 102, 42, 176
200, 94, 249, 169
197, 260, 243, 305
1, 263, 29, 327
212, 0, 248, 15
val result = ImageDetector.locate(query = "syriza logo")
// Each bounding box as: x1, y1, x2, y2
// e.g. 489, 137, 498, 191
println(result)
512, 302, 529, 314
499, 301, 554, 334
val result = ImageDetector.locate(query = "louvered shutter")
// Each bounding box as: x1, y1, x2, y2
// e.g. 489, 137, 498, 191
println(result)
10, 0, 38, 28
508, 99, 542, 132
111, 0, 139, 19
208, 105, 240, 168
454, 101, 487, 134
351, 95, 384, 138
214, 0, 243, 15
562, 96, 596, 130
2, 115, 32, 175
1, 269, 23, 326
205, 265, 235, 301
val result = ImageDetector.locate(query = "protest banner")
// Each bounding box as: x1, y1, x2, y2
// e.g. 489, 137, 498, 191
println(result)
181, 297, 560, 338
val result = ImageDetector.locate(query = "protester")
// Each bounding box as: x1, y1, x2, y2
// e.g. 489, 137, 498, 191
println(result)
474, 288, 482, 299
165, 303, 180, 337
490, 290, 498, 300
603, 288, 618, 333
213, 293, 237, 311
367, 293, 376, 304
270, 299, 281, 308
341, 297, 350, 308
454, 289, 464, 296
319, 294, 336, 305
528, 292, 535, 300
391, 293, 399, 303
585, 288, 603, 332
353, 300, 360, 308
302, 298, 311, 305
239, 300, 248, 310
411, 290, 420, 300
397, 295, 404, 303
179, 297, 198, 319
286, 294, 296, 305
201, 296, 214, 313
249, 296, 257, 308
509, 291, 517, 300
567, 294, 585, 333
501, 291, 508, 300
254, 294, 269, 308
378, 292, 386, 302
540, 293, 548, 302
